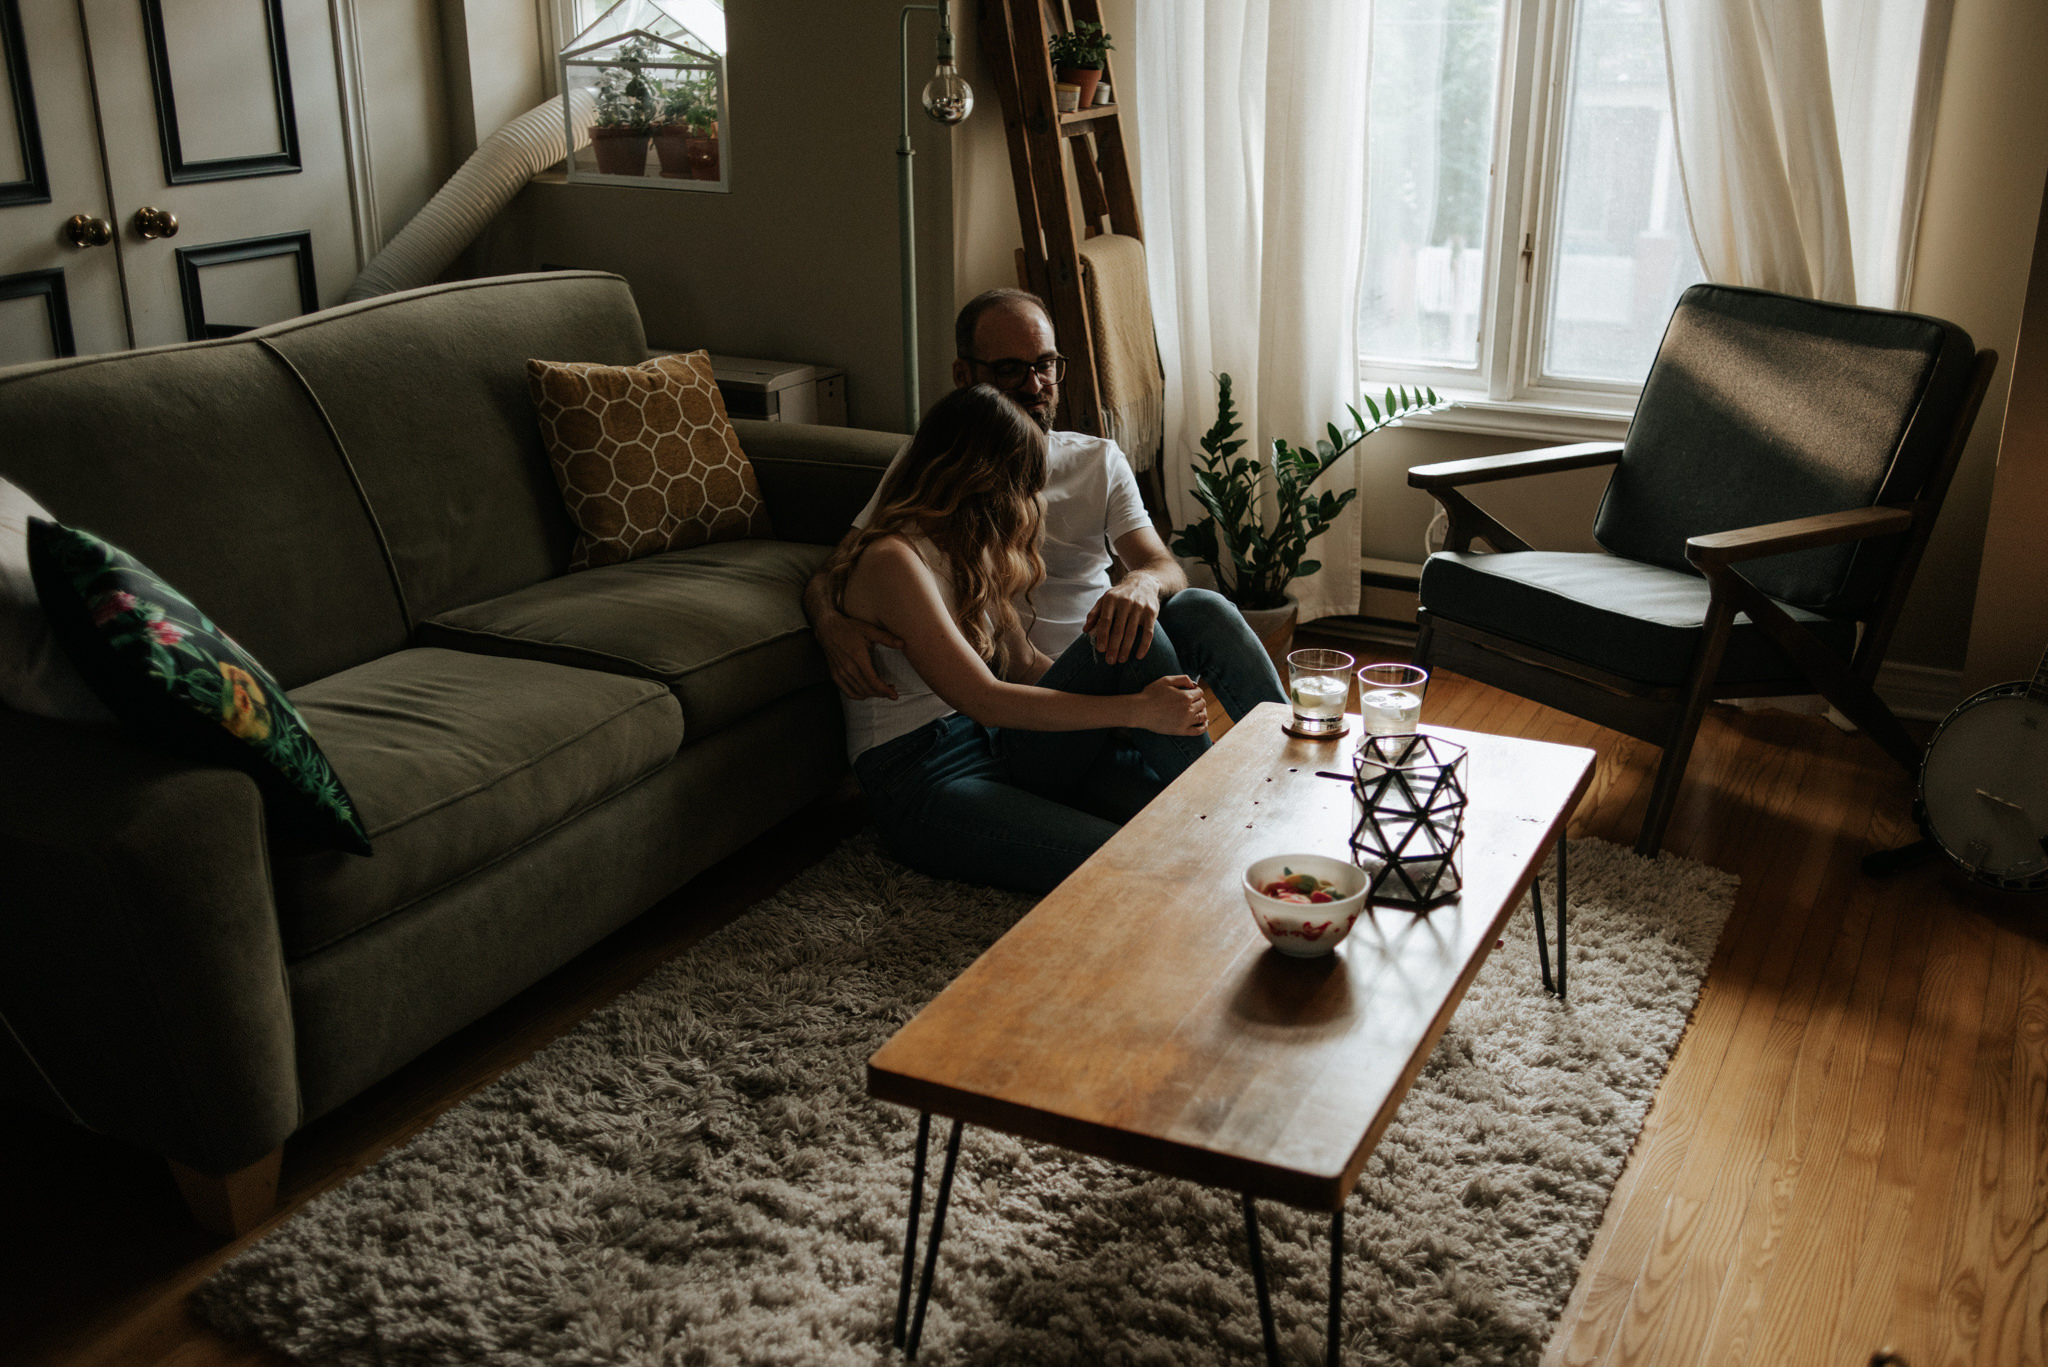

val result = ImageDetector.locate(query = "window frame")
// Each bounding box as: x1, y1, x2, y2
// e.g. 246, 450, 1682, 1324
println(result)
1361, 0, 1692, 441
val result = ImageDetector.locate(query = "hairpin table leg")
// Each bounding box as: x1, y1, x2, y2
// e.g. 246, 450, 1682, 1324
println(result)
1555, 835, 1568, 1001
893, 1112, 932, 1348
1530, 836, 1569, 999
905, 1117, 964, 1359
1241, 1194, 1281, 1367
1326, 1206, 1345, 1366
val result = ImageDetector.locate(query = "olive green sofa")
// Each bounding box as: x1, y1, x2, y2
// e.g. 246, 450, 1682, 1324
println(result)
0, 272, 894, 1232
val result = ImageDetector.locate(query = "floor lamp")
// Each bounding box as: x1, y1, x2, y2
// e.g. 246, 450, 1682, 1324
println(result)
899, 1, 973, 431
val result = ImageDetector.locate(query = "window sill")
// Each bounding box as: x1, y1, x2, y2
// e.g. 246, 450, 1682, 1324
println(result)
1377, 390, 1634, 444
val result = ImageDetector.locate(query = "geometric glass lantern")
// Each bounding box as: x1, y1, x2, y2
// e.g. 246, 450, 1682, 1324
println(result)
561, 0, 728, 191
1348, 734, 1468, 906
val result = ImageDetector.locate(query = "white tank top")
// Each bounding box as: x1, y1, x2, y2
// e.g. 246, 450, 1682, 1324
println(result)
841, 536, 970, 761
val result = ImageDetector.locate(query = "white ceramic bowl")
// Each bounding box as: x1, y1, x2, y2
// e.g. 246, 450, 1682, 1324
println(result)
1243, 853, 1371, 957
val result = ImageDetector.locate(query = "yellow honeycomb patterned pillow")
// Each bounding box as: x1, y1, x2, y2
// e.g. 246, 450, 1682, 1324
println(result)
526, 350, 773, 570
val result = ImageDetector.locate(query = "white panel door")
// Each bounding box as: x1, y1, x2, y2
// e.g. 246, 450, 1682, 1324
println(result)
79, 0, 359, 347
0, 0, 128, 360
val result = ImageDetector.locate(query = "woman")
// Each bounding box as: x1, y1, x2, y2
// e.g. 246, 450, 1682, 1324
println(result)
827, 384, 1208, 894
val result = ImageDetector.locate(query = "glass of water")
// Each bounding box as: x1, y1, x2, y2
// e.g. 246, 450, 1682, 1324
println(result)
1357, 662, 1428, 736
1286, 648, 1354, 737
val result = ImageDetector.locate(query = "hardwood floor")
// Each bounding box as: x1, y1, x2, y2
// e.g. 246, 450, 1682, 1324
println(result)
4, 671, 2042, 1367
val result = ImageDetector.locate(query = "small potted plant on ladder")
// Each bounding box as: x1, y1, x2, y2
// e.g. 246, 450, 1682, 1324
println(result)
1048, 21, 1113, 110
1170, 374, 1448, 664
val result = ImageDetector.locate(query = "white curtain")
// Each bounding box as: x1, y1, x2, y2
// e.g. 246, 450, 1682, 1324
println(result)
1662, 0, 1954, 307
1134, 0, 1373, 622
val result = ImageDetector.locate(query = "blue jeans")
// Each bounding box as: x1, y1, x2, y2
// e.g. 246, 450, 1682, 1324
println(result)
855, 714, 1138, 895
1155, 587, 1287, 721
997, 588, 1285, 809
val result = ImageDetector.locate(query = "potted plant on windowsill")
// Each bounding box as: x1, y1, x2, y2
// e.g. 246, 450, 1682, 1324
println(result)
1048, 21, 1113, 109
589, 39, 661, 175
654, 78, 717, 180
1170, 373, 1448, 663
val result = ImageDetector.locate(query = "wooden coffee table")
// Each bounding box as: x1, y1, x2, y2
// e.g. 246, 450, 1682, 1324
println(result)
867, 703, 1595, 1363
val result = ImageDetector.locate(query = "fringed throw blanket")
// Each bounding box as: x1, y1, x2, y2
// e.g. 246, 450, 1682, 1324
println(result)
1077, 233, 1164, 472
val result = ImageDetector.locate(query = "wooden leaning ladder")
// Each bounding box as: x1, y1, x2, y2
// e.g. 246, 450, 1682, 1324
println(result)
977, 0, 1143, 442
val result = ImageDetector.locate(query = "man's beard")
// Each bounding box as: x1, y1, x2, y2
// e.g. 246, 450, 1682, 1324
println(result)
1017, 387, 1056, 432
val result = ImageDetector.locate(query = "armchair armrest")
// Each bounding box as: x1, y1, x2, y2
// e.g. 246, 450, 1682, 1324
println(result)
1407, 442, 1623, 490
1685, 505, 1915, 570
0, 710, 298, 1175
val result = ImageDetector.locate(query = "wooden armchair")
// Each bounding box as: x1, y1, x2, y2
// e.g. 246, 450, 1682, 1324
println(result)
1408, 284, 1996, 855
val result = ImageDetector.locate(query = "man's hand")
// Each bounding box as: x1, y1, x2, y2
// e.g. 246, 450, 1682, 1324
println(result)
817, 608, 904, 700
1084, 575, 1162, 665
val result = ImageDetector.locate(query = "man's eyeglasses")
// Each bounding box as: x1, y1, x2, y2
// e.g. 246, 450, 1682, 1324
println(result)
962, 354, 1067, 387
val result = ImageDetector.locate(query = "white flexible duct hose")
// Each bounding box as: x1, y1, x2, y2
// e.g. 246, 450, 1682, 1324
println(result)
345, 91, 597, 302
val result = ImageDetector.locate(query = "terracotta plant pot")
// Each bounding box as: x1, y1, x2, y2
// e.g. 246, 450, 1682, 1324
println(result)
652, 127, 692, 178
685, 125, 720, 181
589, 126, 651, 176
1057, 66, 1102, 108
1236, 596, 1300, 676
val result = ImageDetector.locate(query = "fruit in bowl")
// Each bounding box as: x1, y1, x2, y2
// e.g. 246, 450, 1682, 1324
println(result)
1242, 853, 1371, 957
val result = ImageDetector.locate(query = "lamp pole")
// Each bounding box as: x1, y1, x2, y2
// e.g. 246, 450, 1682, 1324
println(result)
898, 1, 971, 433
898, 4, 939, 433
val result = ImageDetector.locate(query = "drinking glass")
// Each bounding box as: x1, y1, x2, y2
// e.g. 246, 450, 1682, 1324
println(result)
1285, 648, 1354, 737
1357, 662, 1428, 737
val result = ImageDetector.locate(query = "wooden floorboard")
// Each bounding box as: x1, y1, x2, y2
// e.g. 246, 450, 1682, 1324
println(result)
4, 664, 2042, 1367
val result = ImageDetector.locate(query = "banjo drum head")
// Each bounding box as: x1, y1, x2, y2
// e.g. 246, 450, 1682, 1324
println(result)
1919, 683, 2048, 890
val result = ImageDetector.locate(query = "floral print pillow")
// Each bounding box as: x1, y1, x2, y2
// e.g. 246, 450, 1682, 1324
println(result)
26, 518, 371, 856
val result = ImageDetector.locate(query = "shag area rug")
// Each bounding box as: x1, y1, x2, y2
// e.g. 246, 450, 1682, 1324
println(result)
198, 834, 1737, 1366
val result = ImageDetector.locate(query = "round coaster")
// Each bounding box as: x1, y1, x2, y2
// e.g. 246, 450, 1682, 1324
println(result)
1281, 718, 1351, 741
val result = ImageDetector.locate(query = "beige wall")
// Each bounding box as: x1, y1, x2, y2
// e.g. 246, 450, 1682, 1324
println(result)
1963, 173, 2048, 690
468, 0, 956, 433
354, 1, 456, 251
1893, 0, 2048, 676
436, 0, 551, 160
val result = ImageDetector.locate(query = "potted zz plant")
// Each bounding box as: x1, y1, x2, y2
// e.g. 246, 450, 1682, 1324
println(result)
1048, 21, 1113, 109
1170, 373, 1447, 661
589, 38, 661, 175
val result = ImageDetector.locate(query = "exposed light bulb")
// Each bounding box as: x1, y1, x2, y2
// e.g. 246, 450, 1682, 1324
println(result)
921, 13, 972, 125
922, 63, 973, 124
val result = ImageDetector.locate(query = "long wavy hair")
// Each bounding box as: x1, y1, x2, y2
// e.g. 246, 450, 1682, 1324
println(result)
826, 384, 1046, 676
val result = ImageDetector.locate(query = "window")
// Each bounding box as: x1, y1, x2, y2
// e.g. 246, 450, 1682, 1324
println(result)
1358, 0, 1703, 431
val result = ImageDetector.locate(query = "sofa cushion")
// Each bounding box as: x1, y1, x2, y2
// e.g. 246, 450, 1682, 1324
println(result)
272, 648, 682, 957
528, 350, 773, 570
415, 539, 831, 738
0, 338, 410, 687
29, 519, 370, 854
255, 273, 650, 623
1420, 550, 1859, 687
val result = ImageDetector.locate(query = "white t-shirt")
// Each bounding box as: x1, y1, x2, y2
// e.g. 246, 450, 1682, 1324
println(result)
853, 430, 1152, 657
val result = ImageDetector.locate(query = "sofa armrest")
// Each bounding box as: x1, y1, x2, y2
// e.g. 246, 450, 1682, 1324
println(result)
736, 419, 901, 546
0, 710, 299, 1175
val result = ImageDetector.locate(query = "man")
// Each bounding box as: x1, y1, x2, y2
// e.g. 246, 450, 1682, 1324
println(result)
803, 289, 1283, 807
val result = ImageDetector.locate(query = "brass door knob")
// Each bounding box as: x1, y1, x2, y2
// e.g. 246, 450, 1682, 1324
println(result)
134, 206, 179, 240
64, 214, 113, 248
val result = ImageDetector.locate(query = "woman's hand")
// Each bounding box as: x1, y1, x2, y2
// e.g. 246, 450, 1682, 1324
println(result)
1134, 674, 1208, 736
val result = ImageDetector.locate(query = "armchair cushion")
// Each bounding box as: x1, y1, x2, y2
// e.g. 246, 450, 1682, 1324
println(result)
1594, 284, 1975, 614
1420, 550, 1857, 687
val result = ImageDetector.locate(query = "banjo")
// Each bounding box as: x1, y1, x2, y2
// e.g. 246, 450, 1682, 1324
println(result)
1908, 646, 2048, 892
